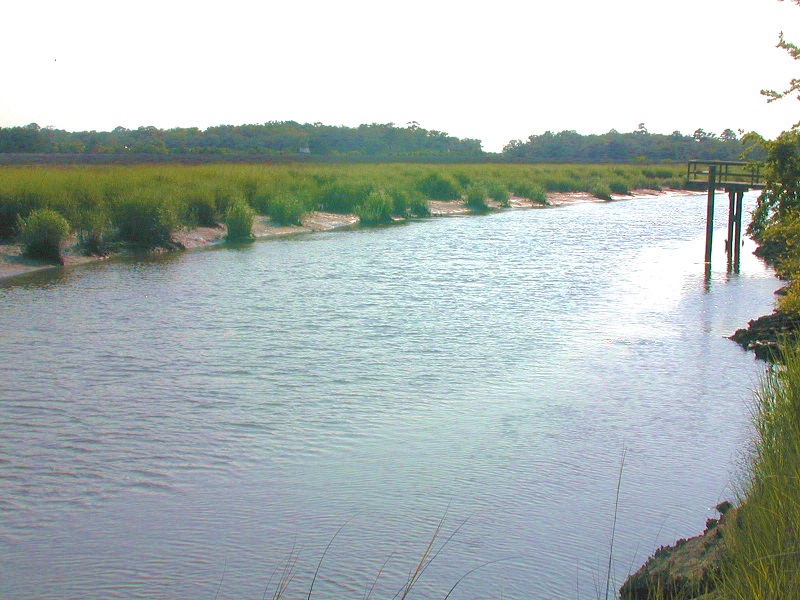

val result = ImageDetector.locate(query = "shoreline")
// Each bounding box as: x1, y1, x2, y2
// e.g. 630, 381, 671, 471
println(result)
0, 188, 677, 283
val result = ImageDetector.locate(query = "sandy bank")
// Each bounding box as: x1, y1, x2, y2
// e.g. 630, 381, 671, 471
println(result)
0, 189, 677, 283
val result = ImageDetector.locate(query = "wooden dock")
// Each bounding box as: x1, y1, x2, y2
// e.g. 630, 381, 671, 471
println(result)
685, 160, 765, 275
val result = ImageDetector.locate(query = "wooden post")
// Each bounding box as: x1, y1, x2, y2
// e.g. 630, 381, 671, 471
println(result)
704, 166, 717, 265
726, 190, 736, 272
733, 190, 744, 272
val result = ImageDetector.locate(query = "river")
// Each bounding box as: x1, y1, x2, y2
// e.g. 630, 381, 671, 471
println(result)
0, 192, 777, 599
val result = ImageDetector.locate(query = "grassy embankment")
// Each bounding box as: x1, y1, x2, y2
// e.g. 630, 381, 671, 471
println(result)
712, 338, 800, 598
711, 178, 800, 597
0, 163, 685, 260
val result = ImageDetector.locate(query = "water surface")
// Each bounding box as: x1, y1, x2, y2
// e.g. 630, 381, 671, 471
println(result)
0, 193, 776, 598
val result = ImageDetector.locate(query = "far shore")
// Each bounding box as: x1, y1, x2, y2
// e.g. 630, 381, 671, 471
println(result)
0, 189, 680, 283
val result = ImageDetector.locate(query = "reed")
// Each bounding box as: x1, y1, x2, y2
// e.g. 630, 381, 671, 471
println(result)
17, 208, 70, 263
355, 188, 394, 225
714, 338, 800, 598
0, 163, 685, 247
464, 182, 489, 213
225, 197, 256, 241
248, 511, 487, 600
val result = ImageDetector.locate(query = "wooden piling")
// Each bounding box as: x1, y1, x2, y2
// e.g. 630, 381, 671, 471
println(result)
704, 165, 717, 265
727, 190, 736, 272
733, 190, 744, 272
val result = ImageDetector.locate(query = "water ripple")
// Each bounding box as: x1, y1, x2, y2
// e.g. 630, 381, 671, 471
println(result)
0, 193, 777, 599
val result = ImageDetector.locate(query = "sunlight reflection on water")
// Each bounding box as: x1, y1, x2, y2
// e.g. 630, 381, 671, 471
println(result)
0, 192, 778, 599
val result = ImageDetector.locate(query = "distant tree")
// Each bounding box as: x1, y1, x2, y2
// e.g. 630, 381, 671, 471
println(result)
0, 123, 44, 152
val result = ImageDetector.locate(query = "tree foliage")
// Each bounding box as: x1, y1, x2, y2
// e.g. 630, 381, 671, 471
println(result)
502, 128, 757, 163
0, 122, 484, 158
0, 121, 763, 164
745, 0, 800, 314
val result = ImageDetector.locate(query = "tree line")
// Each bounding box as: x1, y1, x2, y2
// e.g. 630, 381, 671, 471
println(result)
0, 121, 763, 162
0, 122, 482, 158
502, 124, 763, 163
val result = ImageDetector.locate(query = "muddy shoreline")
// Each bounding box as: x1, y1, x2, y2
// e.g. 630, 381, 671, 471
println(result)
0, 189, 673, 283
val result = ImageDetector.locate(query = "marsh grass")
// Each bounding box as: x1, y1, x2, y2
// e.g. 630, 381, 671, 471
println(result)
590, 182, 613, 201
225, 197, 256, 241
509, 181, 548, 205
355, 188, 394, 225
245, 511, 506, 600
0, 163, 684, 249
18, 208, 70, 263
714, 338, 800, 598
625, 339, 800, 600
415, 172, 462, 201
465, 182, 489, 213
113, 189, 180, 247
486, 180, 511, 207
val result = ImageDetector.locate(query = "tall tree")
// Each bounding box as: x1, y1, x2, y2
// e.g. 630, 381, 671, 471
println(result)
748, 0, 800, 239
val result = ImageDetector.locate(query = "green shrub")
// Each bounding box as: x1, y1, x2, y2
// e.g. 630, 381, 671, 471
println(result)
590, 181, 613, 201
486, 181, 511, 206
77, 208, 110, 255
0, 189, 50, 233
225, 198, 255, 241
511, 182, 548, 204
388, 188, 429, 218
543, 176, 574, 193
241, 178, 258, 203
18, 208, 71, 263
609, 181, 630, 195
250, 190, 273, 215
356, 188, 394, 225
387, 188, 410, 217
415, 172, 461, 200
317, 182, 373, 213
213, 186, 239, 218
642, 168, 675, 180
465, 183, 489, 213
113, 190, 179, 247
409, 195, 431, 217
185, 192, 218, 227
452, 171, 472, 189
267, 194, 308, 226
666, 178, 683, 190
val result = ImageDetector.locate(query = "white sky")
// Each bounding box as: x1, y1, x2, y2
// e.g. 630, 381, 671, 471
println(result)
2, 0, 799, 152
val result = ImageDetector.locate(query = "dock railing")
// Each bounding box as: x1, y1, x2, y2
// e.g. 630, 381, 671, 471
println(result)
686, 160, 764, 191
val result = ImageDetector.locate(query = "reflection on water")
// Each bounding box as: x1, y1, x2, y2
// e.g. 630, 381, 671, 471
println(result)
0, 193, 776, 599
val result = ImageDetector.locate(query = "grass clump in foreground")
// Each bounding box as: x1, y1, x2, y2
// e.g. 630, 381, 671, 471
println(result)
355, 188, 394, 225
224, 198, 255, 241
465, 182, 489, 213
18, 208, 70, 264
216, 511, 507, 600
713, 338, 800, 598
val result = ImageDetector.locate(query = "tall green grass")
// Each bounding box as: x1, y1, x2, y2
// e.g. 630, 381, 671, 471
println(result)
18, 208, 70, 263
715, 339, 800, 598
224, 197, 255, 241
0, 163, 685, 247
